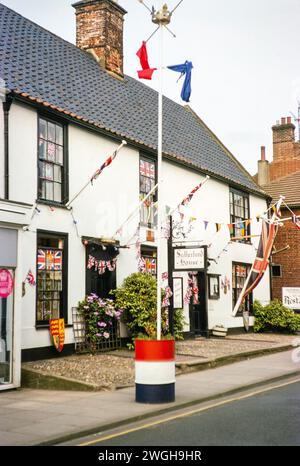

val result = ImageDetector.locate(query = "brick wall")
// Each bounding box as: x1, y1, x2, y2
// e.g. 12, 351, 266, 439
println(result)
270, 121, 300, 181
271, 207, 300, 300
73, 0, 126, 78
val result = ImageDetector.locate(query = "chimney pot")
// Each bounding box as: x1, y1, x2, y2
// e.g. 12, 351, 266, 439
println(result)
287, 116, 292, 124
281, 117, 286, 125
261, 146, 266, 161
72, 0, 127, 79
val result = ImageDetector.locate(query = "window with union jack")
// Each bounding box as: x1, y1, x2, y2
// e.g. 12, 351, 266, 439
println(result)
38, 116, 67, 204
36, 233, 67, 325
141, 247, 157, 277
140, 156, 157, 227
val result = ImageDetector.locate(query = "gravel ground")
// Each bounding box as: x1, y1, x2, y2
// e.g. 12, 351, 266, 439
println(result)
22, 333, 298, 388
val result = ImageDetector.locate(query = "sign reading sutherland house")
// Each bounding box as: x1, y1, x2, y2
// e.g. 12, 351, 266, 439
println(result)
174, 247, 206, 271
282, 288, 300, 310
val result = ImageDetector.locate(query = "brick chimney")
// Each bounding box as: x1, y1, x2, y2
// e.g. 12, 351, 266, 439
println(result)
270, 116, 300, 181
72, 0, 127, 79
257, 146, 270, 186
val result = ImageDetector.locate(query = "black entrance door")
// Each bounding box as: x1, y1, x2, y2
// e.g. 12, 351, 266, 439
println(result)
85, 243, 118, 299
189, 272, 208, 337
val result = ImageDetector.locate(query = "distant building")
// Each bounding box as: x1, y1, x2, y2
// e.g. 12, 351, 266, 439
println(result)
256, 117, 300, 308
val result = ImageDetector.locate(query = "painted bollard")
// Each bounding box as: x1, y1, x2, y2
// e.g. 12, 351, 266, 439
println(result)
135, 339, 175, 404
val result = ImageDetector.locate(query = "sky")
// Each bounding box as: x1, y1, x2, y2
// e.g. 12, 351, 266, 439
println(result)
2, 0, 300, 175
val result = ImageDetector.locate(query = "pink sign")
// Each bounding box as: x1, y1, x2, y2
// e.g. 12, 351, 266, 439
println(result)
0, 269, 14, 299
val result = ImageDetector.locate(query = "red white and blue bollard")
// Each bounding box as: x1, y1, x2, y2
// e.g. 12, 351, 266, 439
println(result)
135, 339, 175, 404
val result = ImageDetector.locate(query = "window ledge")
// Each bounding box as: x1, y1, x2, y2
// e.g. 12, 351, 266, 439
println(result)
36, 324, 73, 330
36, 199, 70, 210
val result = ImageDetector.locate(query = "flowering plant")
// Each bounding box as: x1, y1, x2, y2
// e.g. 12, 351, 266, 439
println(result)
78, 294, 123, 346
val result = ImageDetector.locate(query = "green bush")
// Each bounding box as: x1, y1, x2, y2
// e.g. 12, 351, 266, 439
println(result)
111, 272, 186, 346
253, 299, 300, 334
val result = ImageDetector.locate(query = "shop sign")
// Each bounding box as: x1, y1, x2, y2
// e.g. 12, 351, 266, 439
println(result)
282, 288, 300, 310
174, 247, 206, 271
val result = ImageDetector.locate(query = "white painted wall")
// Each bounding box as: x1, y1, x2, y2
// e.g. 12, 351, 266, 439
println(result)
7, 102, 270, 350
9, 103, 37, 204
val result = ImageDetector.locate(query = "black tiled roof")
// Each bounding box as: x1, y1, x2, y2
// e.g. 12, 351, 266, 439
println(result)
0, 3, 264, 195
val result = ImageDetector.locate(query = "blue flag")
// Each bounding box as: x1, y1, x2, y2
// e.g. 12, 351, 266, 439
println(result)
167, 61, 193, 102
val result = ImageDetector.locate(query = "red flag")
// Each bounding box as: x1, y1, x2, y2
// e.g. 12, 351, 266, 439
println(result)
138, 68, 157, 80
136, 41, 157, 81
136, 41, 150, 70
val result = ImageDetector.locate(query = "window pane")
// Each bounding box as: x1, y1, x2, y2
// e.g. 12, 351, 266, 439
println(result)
56, 125, 63, 145
40, 162, 54, 181
54, 183, 62, 202
48, 122, 56, 142
56, 146, 63, 165
39, 139, 47, 160
47, 142, 56, 162
40, 180, 46, 199
39, 118, 47, 140
54, 165, 62, 182
46, 181, 53, 201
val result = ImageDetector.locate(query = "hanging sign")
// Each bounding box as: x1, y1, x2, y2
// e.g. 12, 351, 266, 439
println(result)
174, 247, 206, 271
282, 288, 300, 310
0, 269, 14, 298
49, 318, 65, 353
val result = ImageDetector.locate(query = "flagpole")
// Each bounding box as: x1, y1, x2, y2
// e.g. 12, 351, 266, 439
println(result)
156, 21, 164, 341
232, 195, 285, 317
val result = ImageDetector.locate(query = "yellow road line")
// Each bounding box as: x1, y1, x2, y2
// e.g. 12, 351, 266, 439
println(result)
78, 377, 300, 446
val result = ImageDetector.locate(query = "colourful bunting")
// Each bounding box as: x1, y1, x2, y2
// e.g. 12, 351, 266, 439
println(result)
228, 224, 234, 235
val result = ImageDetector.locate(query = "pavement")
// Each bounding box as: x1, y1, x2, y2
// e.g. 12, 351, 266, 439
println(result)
21, 333, 298, 391
1, 349, 300, 446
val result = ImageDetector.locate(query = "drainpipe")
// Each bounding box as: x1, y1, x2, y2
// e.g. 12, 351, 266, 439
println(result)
3, 95, 13, 200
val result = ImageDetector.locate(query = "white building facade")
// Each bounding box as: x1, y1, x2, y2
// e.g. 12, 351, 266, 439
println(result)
0, 1, 270, 389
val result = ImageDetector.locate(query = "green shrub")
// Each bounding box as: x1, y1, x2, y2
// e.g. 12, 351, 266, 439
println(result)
173, 308, 187, 341
253, 299, 300, 334
111, 272, 185, 346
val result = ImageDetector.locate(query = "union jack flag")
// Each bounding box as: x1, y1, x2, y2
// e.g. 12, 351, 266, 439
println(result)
140, 160, 155, 179
145, 258, 156, 275
38, 249, 46, 270
38, 249, 62, 271
25, 270, 36, 286
233, 218, 278, 315
98, 261, 106, 275
107, 259, 117, 272
138, 257, 146, 272
87, 255, 95, 269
